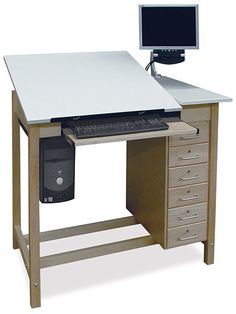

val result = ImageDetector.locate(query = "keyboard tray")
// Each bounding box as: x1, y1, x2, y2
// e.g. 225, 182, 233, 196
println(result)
63, 121, 197, 146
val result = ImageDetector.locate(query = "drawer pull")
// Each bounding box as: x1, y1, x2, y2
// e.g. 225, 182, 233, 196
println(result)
178, 234, 199, 241
178, 213, 199, 220
179, 175, 200, 181
180, 154, 200, 160
179, 194, 199, 201
180, 134, 199, 140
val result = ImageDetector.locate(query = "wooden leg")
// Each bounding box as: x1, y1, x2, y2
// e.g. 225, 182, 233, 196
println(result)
28, 125, 41, 308
12, 91, 21, 249
204, 104, 219, 265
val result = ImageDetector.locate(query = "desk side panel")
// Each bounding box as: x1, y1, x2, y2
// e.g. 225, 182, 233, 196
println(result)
126, 137, 168, 248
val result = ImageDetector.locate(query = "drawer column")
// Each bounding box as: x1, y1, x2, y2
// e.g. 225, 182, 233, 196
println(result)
167, 105, 210, 250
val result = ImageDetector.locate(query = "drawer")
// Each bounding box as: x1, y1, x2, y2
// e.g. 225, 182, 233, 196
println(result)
168, 182, 208, 208
181, 106, 210, 122
167, 221, 207, 248
168, 202, 207, 228
169, 143, 208, 167
169, 163, 208, 188
169, 121, 209, 147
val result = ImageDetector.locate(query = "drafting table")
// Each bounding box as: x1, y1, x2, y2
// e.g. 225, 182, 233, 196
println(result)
5, 51, 231, 307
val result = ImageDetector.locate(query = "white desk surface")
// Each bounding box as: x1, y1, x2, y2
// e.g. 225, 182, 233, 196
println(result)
156, 76, 232, 105
4, 51, 181, 124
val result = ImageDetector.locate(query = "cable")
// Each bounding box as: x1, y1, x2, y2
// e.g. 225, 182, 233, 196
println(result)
145, 60, 154, 71
145, 60, 155, 71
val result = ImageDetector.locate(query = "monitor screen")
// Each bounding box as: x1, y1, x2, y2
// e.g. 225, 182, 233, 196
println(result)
140, 5, 199, 49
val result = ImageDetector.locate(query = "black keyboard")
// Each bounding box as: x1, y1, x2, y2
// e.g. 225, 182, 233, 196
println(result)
67, 114, 169, 139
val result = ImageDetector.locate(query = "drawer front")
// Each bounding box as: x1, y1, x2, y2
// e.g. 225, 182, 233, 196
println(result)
181, 106, 210, 122
169, 121, 209, 147
168, 202, 207, 228
168, 183, 208, 208
168, 221, 207, 248
169, 163, 208, 188
169, 143, 208, 167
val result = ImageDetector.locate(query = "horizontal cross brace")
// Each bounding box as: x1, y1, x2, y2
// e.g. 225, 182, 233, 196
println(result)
24, 216, 138, 244
40, 235, 155, 268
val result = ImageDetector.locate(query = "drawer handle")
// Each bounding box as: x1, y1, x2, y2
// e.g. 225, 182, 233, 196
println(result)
180, 134, 199, 140
179, 194, 200, 201
179, 175, 200, 181
178, 213, 200, 220
180, 154, 200, 160
178, 234, 199, 241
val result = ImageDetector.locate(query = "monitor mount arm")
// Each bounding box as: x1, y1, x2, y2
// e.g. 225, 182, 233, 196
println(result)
150, 51, 160, 78
150, 49, 185, 78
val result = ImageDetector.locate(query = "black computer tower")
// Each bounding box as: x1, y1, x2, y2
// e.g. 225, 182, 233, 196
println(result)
39, 136, 75, 203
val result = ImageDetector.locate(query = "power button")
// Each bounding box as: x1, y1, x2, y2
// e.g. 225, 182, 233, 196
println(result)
56, 177, 64, 185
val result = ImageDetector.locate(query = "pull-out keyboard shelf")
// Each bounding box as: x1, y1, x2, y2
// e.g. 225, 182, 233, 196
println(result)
63, 121, 197, 146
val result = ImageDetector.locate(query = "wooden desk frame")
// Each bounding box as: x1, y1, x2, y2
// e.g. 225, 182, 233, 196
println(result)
12, 91, 218, 308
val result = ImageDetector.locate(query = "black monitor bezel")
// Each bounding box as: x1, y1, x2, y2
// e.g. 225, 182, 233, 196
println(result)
139, 4, 199, 50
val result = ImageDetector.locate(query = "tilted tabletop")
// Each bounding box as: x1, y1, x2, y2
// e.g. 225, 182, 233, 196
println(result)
4, 51, 181, 124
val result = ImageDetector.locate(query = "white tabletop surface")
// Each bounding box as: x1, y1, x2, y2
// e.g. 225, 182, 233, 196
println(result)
5, 51, 181, 124
156, 76, 232, 105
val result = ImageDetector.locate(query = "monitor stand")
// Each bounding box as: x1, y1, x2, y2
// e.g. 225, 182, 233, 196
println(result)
150, 50, 185, 79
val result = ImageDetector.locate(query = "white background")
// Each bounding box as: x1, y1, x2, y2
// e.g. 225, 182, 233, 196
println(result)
0, 0, 235, 313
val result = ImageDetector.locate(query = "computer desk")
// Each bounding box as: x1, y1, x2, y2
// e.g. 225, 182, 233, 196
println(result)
5, 51, 231, 308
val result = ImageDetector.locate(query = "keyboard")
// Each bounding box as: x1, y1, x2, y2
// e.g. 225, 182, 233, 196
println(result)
67, 114, 169, 139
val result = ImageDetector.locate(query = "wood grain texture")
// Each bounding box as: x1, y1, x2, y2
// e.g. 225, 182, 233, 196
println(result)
24, 216, 138, 244
39, 123, 61, 138
126, 137, 168, 248
41, 236, 155, 268
169, 163, 208, 188
63, 121, 197, 146
181, 105, 210, 122
12, 91, 21, 249
168, 182, 208, 208
15, 226, 29, 275
168, 221, 207, 248
168, 202, 207, 228
169, 143, 209, 167
169, 121, 209, 146
204, 103, 219, 265
14, 91, 28, 132
28, 125, 41, 308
